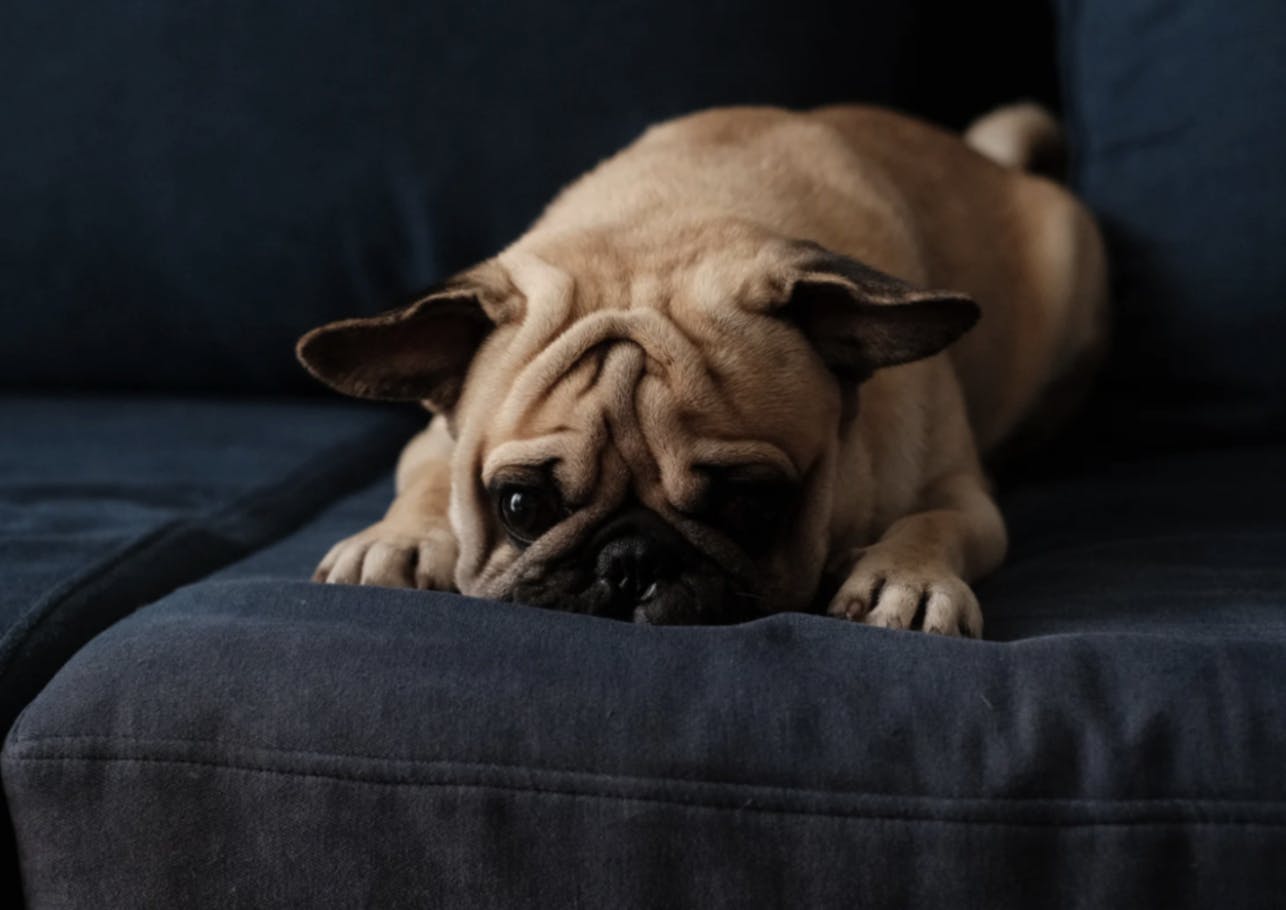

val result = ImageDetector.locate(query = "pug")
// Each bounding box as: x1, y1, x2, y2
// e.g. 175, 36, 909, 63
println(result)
297, 103, 1107, 635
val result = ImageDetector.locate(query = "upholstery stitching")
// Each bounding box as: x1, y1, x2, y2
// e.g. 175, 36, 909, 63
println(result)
8, 740, 1285, 817
8, 753, 1286, 828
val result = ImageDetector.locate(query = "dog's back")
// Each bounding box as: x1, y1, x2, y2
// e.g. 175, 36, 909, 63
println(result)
528, 104, 1108, 453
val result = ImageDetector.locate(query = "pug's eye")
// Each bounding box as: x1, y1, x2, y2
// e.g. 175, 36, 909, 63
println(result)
494, 483, 564, 545
705, 478, 796, 551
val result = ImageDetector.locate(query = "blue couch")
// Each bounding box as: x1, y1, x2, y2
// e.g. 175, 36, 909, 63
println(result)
3, 1, 1284, 906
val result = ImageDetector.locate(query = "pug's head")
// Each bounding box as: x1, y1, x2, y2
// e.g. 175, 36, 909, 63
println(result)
298, 225, 977, 623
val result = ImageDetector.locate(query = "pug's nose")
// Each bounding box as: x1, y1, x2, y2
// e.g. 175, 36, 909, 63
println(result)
597, 537, 668, 607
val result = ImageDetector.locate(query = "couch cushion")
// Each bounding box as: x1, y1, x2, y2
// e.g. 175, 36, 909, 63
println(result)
0, 396, 416, 901
979, 444, 1286, 639
1058, 0, 1286, 441
5, 591, 1283, 908
5, 445, 1284, 907
0, 396, 417, 734
0, 0, 1055, 394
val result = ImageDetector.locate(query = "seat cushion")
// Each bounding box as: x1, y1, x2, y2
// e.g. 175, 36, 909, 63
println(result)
0, 0, 1055, 395
979, 444, 1286, 639
0, 396, 417, 733
0, 395, 417, 900
5, 445, 1284, 907
1057, 0, 1286, 441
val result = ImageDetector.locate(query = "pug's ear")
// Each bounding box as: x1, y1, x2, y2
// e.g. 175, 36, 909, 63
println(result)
781, 243, 980, 382
296, 261, 516, 413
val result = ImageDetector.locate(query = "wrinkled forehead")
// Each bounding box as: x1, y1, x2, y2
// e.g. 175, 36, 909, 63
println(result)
478, 306, 836, 509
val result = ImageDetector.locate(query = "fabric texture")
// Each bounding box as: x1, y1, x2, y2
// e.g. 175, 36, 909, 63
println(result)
1058, 0, 1286, 442
6, 444, 1285, 908
0, 397, 416, 729
8, 0, 1286, 905
0, 0, 1054, 395
0, 396, 417, 899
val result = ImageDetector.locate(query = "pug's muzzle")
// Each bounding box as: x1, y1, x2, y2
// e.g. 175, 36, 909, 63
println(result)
512, 507, 762, 625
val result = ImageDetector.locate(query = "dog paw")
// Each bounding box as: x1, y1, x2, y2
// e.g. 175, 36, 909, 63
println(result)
826, 550, 982, 638
313, 522, 458, 590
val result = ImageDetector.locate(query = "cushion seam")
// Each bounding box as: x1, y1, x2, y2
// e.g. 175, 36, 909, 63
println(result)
0, 413, 413, 713
0, 521, 183, 677
7, 753, 1286, 828
7, 740, 1285, 816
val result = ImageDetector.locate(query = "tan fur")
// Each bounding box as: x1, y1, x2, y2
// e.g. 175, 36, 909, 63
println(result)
303, 103, 1108, 636
962, 102, 1064, 173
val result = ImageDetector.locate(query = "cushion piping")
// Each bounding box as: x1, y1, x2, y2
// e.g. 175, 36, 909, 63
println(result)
6, 736, 1284, 827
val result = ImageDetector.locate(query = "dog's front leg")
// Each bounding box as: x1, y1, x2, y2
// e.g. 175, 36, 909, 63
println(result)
313, 417, 459, 590
827, 471, 1006, 637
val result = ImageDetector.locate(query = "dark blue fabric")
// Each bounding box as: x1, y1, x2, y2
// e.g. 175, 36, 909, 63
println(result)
0, 398, 403, 633
0, 0, 1054, 394
5, 586, 1283, 908
5, 444, 1284, 907
0, 397, 416, 727
1058, 0, 1286, 442
209, 473, 397, 583
980, 444, 1286, 639
0, 396, 417, 900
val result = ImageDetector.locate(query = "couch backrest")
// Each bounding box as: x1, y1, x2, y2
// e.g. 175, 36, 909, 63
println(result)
0, 1, 1054, 395
1059, 0, 1286, 443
